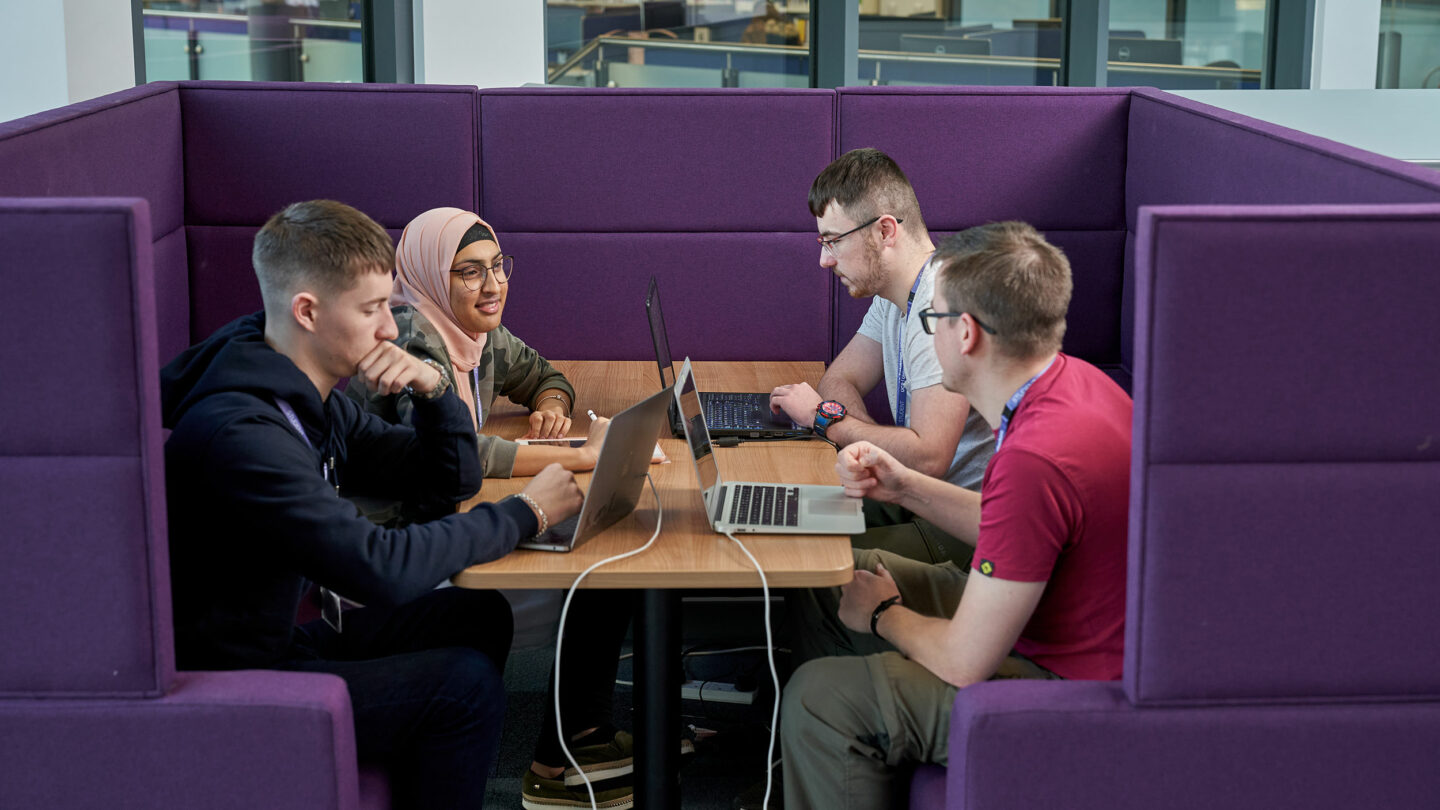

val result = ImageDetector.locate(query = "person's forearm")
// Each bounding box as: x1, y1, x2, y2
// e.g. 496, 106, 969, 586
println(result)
816, 376, 874, 423
510, 443, 593, 477
890, 472, 981, 544
530, 386, 573, 416
876, 606, 989, 688
825, 419, 951, 478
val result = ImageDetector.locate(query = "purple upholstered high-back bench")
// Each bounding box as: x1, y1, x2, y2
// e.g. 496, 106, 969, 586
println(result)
907, 203, 1440, 810
6, 82, 1440, 810
0, 198, 383, 809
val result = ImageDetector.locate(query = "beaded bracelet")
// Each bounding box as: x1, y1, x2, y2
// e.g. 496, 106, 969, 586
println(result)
513, 492, 548, 536
535, 393, 571, 416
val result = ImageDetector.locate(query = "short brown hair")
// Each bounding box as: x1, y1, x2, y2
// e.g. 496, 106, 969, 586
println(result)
808, 148, 927, 237
934, 222, 1072, 360
253, 200, 394, 304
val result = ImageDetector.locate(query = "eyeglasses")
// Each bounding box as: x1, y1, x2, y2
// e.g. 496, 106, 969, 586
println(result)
817, 216, 902, 257
450, 255, 514, 290
918, 306, 997, 336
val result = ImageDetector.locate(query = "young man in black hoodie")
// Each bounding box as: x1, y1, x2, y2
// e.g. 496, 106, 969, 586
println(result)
161, 199, 583, 809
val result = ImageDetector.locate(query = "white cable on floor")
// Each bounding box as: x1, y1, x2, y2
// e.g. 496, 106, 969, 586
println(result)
722, 529, 782, 810
553, 473, 663, 810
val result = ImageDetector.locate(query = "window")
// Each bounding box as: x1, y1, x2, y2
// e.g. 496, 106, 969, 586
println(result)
140, 1, 363, 83
859, 1, 1065, 87
546, 2, 809, 88
1378, 0, 1440, 88
1106, 0, 1266, 90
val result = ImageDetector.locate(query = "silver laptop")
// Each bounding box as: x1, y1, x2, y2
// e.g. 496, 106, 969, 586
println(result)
673, 359, 865, 535
517, 385, 674, 552
646, 276, 807, 440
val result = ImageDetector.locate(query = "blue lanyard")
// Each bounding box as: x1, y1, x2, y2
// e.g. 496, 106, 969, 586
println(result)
275, 397, 337, 492
894, 255, 933, 427
994, 357, 1055, 452
472, 367, 483, 431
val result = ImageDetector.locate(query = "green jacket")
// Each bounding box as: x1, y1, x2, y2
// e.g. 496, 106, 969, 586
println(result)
346, 304, 575, 479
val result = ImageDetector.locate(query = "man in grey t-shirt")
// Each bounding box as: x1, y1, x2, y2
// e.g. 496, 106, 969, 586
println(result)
769, 148, 993, 570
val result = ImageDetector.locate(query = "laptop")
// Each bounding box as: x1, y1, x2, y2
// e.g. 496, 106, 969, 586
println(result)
516, 385, 674, 552
673, 358, 865, 535
645, 276, 807, 440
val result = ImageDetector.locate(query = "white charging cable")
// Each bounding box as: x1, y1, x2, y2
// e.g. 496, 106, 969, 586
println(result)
722, 529, 782, 810
552, 473, 664, 809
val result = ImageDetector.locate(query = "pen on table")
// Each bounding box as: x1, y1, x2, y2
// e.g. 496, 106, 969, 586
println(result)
587, 409, 600, 422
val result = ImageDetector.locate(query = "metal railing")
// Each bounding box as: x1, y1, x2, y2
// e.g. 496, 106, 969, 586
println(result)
141, 8, 360, 82
548, 34, 1258, 90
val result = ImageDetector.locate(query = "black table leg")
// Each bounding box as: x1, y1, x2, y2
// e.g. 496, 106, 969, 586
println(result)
634, 588, 681, 808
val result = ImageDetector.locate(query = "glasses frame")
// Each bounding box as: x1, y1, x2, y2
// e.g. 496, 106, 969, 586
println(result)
817, 215, 902, 257
918, 306, 997, 336
450, 255, 514, 290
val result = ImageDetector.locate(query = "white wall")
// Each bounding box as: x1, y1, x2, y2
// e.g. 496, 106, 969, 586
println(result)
0, 0, 135, 124
415, 0, 544, 87
1175, 89, 1440, 164
1311, 0, 1381, 89
0, 3, 72, 122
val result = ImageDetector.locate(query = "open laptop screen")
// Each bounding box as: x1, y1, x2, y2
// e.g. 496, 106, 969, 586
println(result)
676, 361, 720, 501
646, 277, 677, 388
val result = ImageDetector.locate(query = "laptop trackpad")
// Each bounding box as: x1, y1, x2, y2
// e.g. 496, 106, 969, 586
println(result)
807, 497, 861, 517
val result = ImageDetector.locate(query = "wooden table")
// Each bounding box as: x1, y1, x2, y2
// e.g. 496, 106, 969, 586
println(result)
451, 360, 853, 809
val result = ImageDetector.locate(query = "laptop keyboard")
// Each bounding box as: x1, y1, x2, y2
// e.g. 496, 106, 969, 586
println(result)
728, 484, 800, 527
703, 392, 778, 430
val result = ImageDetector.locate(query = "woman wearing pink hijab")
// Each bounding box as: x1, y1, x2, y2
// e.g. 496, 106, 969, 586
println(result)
352, 209, 640, 806
350, 207, 607, 478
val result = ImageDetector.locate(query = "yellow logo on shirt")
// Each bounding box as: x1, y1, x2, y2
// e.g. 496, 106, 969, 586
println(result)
978, 559, 995, 576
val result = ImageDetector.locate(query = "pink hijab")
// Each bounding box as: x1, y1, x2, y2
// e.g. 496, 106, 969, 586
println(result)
391, 207, 499, 428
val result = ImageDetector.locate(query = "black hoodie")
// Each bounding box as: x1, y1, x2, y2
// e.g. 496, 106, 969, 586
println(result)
161, 312, 537, 670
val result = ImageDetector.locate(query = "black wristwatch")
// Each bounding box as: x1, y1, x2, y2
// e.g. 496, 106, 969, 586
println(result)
871, 595, 901, 640
813, 399, 847, 440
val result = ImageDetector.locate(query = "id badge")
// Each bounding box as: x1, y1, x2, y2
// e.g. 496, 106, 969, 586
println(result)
320, 586, 343, 633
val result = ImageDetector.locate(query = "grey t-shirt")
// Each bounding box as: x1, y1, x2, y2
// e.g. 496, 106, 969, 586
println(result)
856, 259, 993, 490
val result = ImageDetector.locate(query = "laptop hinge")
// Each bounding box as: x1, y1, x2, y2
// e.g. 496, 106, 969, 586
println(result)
714, 485, 728, 527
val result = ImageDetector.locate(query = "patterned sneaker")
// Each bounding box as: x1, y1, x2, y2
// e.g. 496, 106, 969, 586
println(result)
562, 729, 635, 786
521, 767, 633, 810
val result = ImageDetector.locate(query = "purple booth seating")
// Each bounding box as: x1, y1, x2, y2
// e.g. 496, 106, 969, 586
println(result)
7, 82, 1440, 808
906, 204, 1440, 810
0, 199, 386, 810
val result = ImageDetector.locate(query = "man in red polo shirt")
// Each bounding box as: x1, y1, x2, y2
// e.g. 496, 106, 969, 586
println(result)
780, 221, 1132, 809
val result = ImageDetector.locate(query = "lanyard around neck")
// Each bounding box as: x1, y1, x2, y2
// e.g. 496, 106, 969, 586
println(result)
894, 255, 933, 427
994, 356, 1056, 452
274, 397, 337, 492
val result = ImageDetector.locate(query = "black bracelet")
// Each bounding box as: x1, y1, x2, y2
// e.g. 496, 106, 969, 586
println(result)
870, 595, 902, 641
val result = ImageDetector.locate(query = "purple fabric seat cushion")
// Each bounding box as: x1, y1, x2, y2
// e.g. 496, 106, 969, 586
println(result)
948, 680, 1440, 810
0, 670, 365, 809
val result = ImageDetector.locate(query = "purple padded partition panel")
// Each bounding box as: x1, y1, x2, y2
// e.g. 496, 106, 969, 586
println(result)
500, 232, 828, 361
180, 82, 478, 344
0, 199, 173, 697
1120, 90, 1440, 374
1127, 205, 1440, 705
0, 83, 192, 364
833, 88, 1131, 375
478, 88, 836, 360
184, 226, 403, 347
